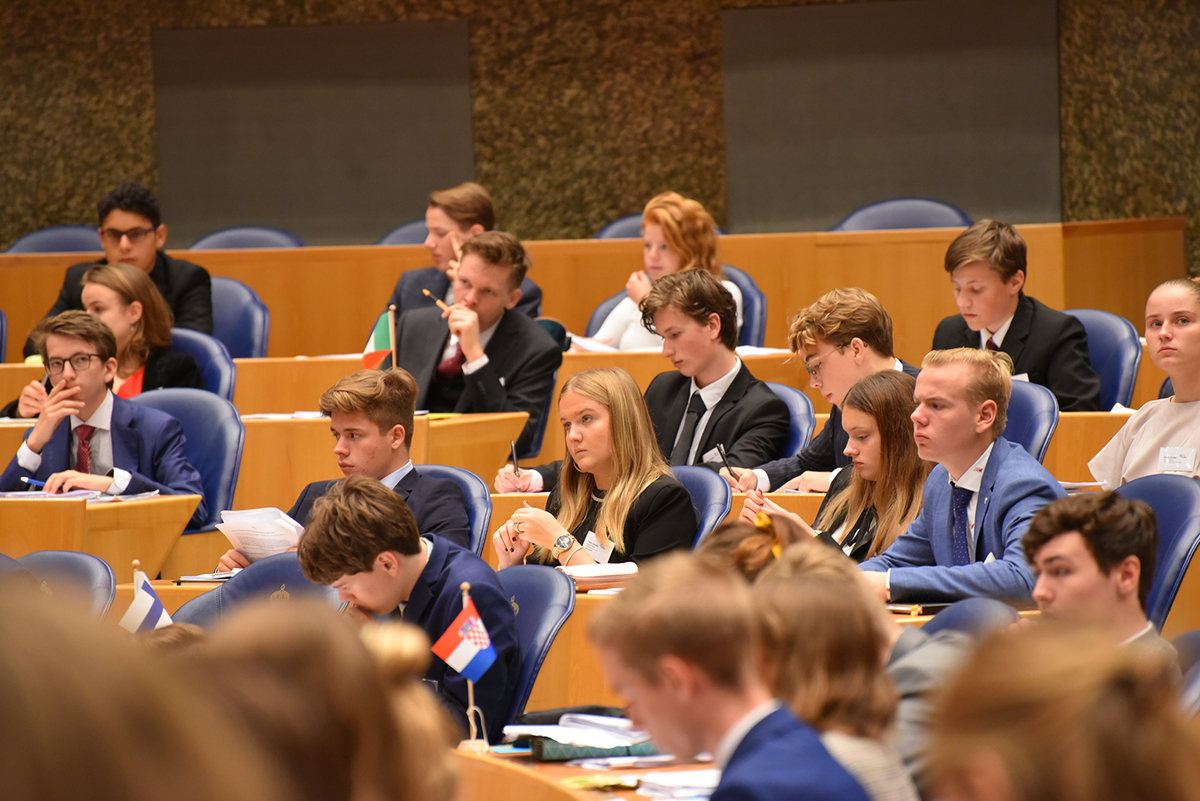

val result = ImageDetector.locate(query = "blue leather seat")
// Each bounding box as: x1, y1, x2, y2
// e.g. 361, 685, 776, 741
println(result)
1064, 308, 1142, 409
1114, 474, 1200, 629
585, 291, 626, 338
413, 465, 492, 556
170, 328, 236, 401
830, 198, 972, 232
1160, 376, 1174, 400
5, 225, 101, 253
593, 214, 644, 239
172, 552, 339, 627
765, 382, 815, 458
1181, 662, 1200, 717
132, 388, 245, 534
921, 597, 1018, 638
585, 267, 752, 342
211, 276, 270, 359
1003, 380, 1059, 463
495, 564, 576, 725
17, 550, 116, 617
377, 219, 429, 245
190, 226, 304, 250
518, 370, 556, 461
1173, 630, 1200, 676
671, 465, 732, 548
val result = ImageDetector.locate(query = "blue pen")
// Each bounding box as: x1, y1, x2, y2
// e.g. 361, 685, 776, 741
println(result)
20, 476, 46, 488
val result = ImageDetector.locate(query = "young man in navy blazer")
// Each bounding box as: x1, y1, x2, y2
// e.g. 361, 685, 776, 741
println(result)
591, 553, 869, 801
0, 312, 206, 526
860, 348, 1065, 603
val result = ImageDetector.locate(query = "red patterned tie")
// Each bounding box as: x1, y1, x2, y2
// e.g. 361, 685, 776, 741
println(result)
436, 343, 466, 380
75, 425, 96, 474
985, 337, 999, 352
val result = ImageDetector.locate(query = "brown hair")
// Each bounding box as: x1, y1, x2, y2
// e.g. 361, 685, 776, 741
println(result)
1023, 492, 1158, 612
298, 475, 421, 585
815, 371, 930, 557
83, 261, 174, 366
944, 219, 1027, 282
136, 622, 209, 654
459, 230, 530, 291
788, 287, 894, 357
639, 269, 738, 351
429, 182, 495, 231
641, 192, 721, 276
589, 553, 758, 689
921, 347, 1014, 438
695, 514, 809, 582
319, 369, 417, 449
32, 310, 118, 364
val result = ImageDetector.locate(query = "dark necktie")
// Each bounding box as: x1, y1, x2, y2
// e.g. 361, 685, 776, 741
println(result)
951, 484, 973, 566
670, 393, 706, 465
985, 337, 999, 352
436, 343, 466, 380
75, 425, 96, 474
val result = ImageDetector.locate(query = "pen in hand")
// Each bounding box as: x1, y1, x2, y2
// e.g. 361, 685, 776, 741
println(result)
20, 476, 46, 488
510, 440, 521, 477
421, 288, 451, 312
716, 444, 736, 478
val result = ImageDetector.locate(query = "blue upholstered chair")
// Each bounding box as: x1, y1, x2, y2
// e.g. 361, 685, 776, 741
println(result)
5, 225, 100, 253
593, 214, 727, 239
722, 266, 766, 347
519, 370, 557, 461
585, 291, 626, 338
921, 598, 1019, 638
495, 564, 576, 725
1173, 630, 1200, 677
16, 550, 116, 617
1181, 662, 1200, 717
765, 382, 815, 459
377, 219, 429, 245
1160, 376, 1174, 400
1114, 474, 1200, 629
211, 276, 270, 359
414, 465, 492, 556
132, 388, 245, 534
1064, 308, 1142, 409
671, 465, 733, 548
190, 226, 304, 250
1003, 380, 1059, 463
170, 328, 236, 401
830, 198, 972, 232
172, 552, 339, 627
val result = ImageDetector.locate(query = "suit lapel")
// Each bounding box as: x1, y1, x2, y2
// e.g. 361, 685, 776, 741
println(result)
657, 380, 691, 455
972, 441, 1006, 559
405, 311, 451, 409
39, 421, 73, 478
1001, 294, 1033, 368
394, 468, 419, 500
110, 398, 137, 474
696, 365, 751, 458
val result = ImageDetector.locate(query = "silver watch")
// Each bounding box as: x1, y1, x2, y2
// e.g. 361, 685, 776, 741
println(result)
551, 534, 575, 559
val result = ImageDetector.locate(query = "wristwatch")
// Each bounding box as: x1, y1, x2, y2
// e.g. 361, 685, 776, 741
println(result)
551, 534, 576, 560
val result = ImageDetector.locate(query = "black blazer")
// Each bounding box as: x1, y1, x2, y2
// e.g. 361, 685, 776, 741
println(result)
388, 306, 562, 455
287, 468, 471, 549
932, 293, 1101, 411
387, 265, 543, 319
813, 467, 878, 562
23, 251, 213, 357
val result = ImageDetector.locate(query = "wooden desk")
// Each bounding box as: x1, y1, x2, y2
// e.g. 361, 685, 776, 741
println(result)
457, 752, 590, 801
111, 580, 219, 619
232, 356, 360, 414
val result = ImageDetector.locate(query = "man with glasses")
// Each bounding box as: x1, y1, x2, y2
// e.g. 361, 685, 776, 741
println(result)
723, 287, 917, 493
22, 182, 212, 358
2, 312, 207, 527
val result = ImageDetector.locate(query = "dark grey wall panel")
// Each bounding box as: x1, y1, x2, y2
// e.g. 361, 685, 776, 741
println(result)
722, 0, 1060, 233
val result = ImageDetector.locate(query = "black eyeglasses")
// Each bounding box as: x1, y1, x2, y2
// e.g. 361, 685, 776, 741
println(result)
99, 226, 156, 245
46, 353, 102, 376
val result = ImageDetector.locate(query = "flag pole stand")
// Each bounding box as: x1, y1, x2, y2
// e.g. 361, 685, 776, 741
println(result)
456, 581, 491, 754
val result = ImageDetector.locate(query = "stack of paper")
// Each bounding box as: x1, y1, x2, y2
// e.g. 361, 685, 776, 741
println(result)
636, 768, 720, 799
216, 508, 303, 563
557, 562, 638, 590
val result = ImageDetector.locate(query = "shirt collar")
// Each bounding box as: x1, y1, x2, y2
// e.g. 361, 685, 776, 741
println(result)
982, 314, 1015, 349
1118, 621, 1154, 647
949, 440, 995, 492
74, 390, 114, 432
714, 699, 780, 770
690, 358, 742, 409
379, 460, 415, 490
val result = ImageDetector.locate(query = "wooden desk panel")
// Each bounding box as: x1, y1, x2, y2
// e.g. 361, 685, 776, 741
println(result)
111, 581, 219, 619
1041, 412, 1128, 482
232, 356, 360, 414
457, 752, 591, 801
0, 364, 44, 410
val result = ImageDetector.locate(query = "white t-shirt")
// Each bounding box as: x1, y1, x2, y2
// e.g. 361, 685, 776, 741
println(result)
593, 279, 744, 351
1089, 397, 1200, 488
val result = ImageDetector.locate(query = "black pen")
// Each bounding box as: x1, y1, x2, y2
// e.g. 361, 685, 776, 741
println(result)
717, 444, 736, 477
510, 440, 521, 476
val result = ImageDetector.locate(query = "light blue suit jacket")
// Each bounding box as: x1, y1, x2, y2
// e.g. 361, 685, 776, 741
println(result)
861, 437, 1063, 603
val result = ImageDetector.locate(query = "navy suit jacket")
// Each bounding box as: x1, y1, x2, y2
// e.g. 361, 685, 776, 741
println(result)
714, 706, 870, 801
0, 394, 207, 527
287, 468, 471, 549
388, 265, 543, 319
861, 437, 1064, 603
394, 537, 520, 743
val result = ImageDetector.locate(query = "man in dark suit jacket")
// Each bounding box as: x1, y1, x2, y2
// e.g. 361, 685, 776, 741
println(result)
386, 231, 562, 456
389, 266, 542, 319
931, 219, 1101, 411
1, 312, 207, 527
22, 182, 212, 358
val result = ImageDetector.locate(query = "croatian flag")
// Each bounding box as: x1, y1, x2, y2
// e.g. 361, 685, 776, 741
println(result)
118, 567, 173, 633
431, 597, 496, 683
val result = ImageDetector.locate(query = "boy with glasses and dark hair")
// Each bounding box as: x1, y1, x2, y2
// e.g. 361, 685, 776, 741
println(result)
23, 182, 212, 358
1, 312, 206, 526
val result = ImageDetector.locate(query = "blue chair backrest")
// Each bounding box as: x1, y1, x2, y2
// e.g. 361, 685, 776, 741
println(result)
671, 465, 732, 548
377, 219, 429, 245
173, 552, 339, 627
722, 265, 766, 347
585, 291, 627, 338
5, 225, 100, 253
132, 388, 245, 533
921, 598, 1018, 638
1114, 474, 1200, 629
1182, 662, 1200, 717
413, 465, 493, 556
211, 276, 270, 359
495, 564, 576, 725
170, 328, 236, 401
16, 550, 116, 617
765, 382, 815, 458
519, 370, 557, 461
830, 198, 972, 232
1173, 630, 1200, 677
1064, 308, 1141, 409
1003, 381, 1059, 463
593, 214, 644, 239
190, 226, 304, 250
1161, 377, 1175, 399
0, 308, 6, 364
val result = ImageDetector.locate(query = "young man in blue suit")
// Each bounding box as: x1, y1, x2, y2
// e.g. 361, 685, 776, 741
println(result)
591, 553, 869, 801
0, 312, 206, 526
860, 348, 1065, 603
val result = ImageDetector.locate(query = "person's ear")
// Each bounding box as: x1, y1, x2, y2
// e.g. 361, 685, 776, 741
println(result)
705, 312, 721, 341
154, 223, 168, 250
657, 654, 700, 700
848, 337, 867, 361
1113, 554, 1141, 599
1008, 269, 1025, 294
376, 551, 401, 576
102, 357, 119, 383
127, 300, 143, 326
505, 287, 523, 311
389, 424, 406, 451
467, 224, 485, 237
976, 399, 998, 434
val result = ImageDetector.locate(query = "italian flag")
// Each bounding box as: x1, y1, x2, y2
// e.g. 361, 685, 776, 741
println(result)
362, 310, 393, 368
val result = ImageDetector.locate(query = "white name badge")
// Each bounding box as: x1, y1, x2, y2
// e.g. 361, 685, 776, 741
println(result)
583, 530, 616, 564
701, 446, 722, 464
1159, 447, 1197, 473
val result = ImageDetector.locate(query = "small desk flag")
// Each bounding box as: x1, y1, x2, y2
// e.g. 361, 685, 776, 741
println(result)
119, 565, 172, 633
362, 311, 392, 369
432, 597, 496, 683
